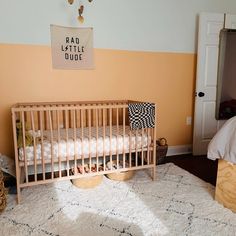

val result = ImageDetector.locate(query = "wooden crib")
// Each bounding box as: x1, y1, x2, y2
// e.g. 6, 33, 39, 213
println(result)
11, 100, 156, 203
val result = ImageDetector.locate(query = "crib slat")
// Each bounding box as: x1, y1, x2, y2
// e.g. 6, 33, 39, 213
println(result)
39, 110, 46, 181
109, 108, 112, 171
123, 107, 126, 169
48, 110, 54, 179
141, 128, 144, 166
95, 108, 99, 172
65, 110, 69, 177
81, 109, 85, 175
129, 129, 132, 168
73, 109, 77, 175
21, 111, 29, 183
98, 108, 102, 126
103, 108, 106, 171
116, 108, 119, 170
76, 109, 80, 128
152, 119, 157, 180
153, 120, 157, 166
30, 111, 37, 182
147, 128, 150, 165
57, 110, 62, 178
88, 109, 92, 173
135, 129, 138, 167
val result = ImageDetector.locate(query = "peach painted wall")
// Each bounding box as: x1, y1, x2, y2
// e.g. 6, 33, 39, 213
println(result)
0, 44, 196, 157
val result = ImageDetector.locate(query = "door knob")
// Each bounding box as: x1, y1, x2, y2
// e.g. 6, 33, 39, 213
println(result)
198, 92, 205, 97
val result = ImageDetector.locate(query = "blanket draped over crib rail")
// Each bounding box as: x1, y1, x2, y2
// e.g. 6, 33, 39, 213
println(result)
128, 102, 155, 130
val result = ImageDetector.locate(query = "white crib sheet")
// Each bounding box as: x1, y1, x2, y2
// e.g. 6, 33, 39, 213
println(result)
18, 126, 151, 161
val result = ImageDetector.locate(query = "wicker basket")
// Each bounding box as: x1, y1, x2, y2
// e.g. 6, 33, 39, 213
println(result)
72, 175, 103, 189
157, 145, 168, 158
105, 160, 134, 181
106, 170, 134, 181
156, 138, 168, 165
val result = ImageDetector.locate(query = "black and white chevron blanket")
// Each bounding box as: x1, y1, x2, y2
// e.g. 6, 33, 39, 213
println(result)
128, 102, 155, 130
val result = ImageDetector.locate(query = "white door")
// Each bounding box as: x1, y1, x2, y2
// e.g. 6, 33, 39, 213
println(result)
193, 13, 224, 155
225, 14, 236, 28
193, 13, 236, 155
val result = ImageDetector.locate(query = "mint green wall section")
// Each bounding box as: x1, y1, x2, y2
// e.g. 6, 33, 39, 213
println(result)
0, 0, 236, 53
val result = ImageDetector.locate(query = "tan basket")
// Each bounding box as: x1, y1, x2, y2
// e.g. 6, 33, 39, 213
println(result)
106, 170, 134, 181
72, 175, 103, 189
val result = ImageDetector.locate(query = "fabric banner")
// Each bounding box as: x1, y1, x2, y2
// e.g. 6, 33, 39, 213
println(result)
50, 25, 94, 70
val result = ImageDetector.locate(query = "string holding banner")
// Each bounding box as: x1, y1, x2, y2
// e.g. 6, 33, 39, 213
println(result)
50, 25, 94, 70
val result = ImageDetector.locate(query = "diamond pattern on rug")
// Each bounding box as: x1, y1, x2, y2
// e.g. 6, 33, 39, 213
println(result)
1, 163, 236, 236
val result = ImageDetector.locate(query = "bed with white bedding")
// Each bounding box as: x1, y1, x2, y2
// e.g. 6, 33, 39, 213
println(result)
207, 116, 236, 213
207, 116, 236, 163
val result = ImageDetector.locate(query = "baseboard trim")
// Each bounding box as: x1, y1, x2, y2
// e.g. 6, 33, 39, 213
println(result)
166, 145, 192, 156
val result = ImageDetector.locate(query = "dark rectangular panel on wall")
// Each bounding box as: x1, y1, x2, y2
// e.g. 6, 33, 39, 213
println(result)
216, 29, 236, 120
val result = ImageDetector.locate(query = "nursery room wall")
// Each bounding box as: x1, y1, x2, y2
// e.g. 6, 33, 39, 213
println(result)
1, 0, 236, 158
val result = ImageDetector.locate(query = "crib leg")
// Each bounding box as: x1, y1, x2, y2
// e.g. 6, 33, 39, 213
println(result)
16, 186, 21, 204
152, 166, 156, 181
15, 166, 21, 204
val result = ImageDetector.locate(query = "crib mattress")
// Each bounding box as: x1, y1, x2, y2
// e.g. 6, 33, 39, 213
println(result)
18, 126, 151, 161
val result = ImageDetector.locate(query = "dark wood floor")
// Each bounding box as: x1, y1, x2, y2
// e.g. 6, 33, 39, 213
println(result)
159, 154, 218, 186
4, 154, 218, 195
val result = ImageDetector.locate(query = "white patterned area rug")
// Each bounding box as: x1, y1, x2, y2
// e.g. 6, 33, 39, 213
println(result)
1, 163, 236, 236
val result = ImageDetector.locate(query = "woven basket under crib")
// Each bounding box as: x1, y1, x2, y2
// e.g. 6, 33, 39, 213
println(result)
106, 170, 134, 181
105, 160, 134, 181
70, 165, 103, 189
72, 175, 103, 189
